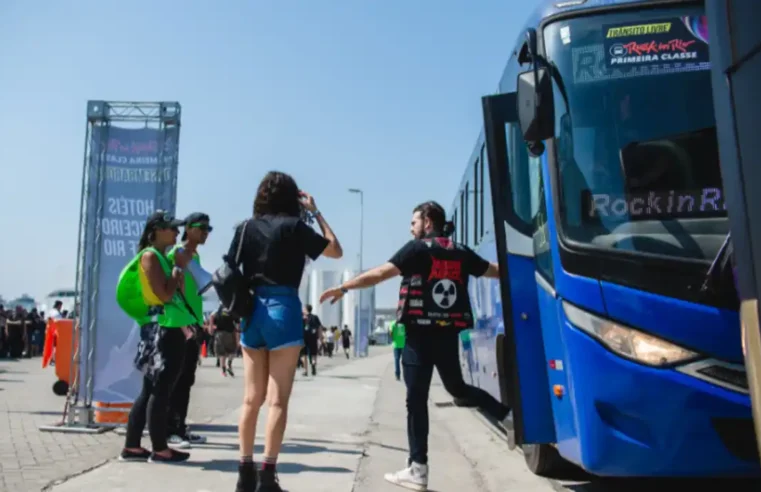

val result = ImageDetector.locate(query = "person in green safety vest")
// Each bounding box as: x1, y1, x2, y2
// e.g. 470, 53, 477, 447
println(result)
389, 320, 406, 381
119, 210, 195, 464
166, 212, 212, 450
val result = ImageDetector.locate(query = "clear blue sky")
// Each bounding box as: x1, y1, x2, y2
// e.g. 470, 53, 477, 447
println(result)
0, 0, 540, 308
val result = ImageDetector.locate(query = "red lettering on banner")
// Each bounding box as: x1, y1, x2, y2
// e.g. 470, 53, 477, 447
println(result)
400, 287, 408, 295
408, 309, 424, 316
410, 290, 424, 296
450, 313, 463, 319
454, 321, 468, 328
623, 38, 695, 55
428, 258, 463, 283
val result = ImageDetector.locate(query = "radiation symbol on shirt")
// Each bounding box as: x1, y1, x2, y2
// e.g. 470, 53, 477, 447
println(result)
432, 279, 457, 309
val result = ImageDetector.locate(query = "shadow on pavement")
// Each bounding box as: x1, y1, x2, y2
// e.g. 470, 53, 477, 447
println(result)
190, 439, 362, 456
319, 374, 381, 381
189, 423, 238, 433
179, 459, 353, 475
7, 410, 65, 416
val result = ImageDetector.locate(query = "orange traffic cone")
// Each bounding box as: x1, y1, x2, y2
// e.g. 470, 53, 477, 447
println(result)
201, 341, 208, 358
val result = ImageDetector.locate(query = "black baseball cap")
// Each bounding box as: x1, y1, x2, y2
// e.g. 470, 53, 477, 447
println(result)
184, 212, 212, 230
146, 210, 184, 230
184, 212, 211, 226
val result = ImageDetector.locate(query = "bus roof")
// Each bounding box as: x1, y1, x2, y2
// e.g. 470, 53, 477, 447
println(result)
519, 0, 683, 48
530, 0, 659, 25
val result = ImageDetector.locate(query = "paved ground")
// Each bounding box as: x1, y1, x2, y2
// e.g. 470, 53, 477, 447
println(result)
0, 347, 369, 492
4, 347, 761, 492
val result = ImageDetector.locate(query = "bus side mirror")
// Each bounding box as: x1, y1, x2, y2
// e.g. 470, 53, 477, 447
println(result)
517, 66, 554, 156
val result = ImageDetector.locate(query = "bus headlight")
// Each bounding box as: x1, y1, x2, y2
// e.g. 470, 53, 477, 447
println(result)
562, 301, 699, 367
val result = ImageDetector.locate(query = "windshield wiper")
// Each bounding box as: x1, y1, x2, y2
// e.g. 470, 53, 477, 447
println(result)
700, 232, 733, 295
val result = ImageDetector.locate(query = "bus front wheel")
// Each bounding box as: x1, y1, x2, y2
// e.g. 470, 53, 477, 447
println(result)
523, 444, 571, 477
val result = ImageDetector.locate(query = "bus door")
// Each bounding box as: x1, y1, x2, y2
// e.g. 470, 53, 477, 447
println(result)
482, 92, 555, 446
708, 0, 761, 461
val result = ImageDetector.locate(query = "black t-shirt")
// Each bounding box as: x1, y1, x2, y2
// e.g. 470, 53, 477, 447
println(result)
215, 308, 237, 333
389, 238, 489, 331
230, 216, 329, 289
304, 313, 321, 340
341, 329, 351, 343
389, 239, 490, 279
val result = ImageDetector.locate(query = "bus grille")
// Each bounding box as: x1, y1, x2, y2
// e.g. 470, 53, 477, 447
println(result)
676, 359, 749, 394
696, 364, 749, 391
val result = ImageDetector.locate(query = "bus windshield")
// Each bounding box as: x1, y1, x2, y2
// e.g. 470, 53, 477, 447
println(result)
544, 7, 727, 261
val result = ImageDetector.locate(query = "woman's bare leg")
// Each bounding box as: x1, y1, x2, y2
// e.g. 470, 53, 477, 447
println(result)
262, 346, 301, 462
239, 347, 268, 459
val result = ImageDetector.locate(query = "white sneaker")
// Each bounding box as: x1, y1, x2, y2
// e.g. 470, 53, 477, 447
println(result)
384, 462, 428, 491
186, 432, 207, 444
167, 434, 191, 449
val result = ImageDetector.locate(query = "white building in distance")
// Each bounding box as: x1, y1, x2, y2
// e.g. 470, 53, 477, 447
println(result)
299, 269, 375, 340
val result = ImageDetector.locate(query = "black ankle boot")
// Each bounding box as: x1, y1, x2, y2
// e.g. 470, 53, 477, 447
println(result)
235, 462, 257, 492
255, 468, 282, 492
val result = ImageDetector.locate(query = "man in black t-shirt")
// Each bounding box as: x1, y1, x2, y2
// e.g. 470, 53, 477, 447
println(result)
320, 201, 510, 491
340, 324, 352, 359
301, 304, 321, 376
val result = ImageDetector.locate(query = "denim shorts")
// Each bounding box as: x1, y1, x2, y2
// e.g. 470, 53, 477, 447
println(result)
241, 286, 304, 351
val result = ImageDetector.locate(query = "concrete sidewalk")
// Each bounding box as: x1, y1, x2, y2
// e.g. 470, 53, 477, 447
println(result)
355, 362, 556, 492
49, 350, 554, 492
50, 354, 384, 492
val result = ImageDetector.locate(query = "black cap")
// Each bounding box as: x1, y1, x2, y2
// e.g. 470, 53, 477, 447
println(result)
184, 212, 211, 226
146, 210, 184, 230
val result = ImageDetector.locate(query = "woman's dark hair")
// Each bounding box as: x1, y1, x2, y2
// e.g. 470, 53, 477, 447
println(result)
138, 225, 154, 251
413, 201, 455, 238
253, 171, 301, 218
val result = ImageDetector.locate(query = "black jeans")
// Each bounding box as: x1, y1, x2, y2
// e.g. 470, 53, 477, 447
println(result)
403, 328, 510, 465
167, 338, 200, 437
125, 327, 186, 451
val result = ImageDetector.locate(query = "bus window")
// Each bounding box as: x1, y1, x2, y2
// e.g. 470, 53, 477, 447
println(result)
474, 159, 480, 245
481, 144, 493, 236
508, 123, 538, 228
460, 190, 465, 244
465, 181, 470, 246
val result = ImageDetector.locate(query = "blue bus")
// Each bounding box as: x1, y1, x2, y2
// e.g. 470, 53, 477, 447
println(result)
453, 0, 760, 478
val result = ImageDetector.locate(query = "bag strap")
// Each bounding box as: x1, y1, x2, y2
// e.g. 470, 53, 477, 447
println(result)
177, 289, 203, 329
235, 220, 249, 266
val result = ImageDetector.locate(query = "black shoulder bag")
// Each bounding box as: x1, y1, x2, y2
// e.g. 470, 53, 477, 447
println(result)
212, 220, 255, 319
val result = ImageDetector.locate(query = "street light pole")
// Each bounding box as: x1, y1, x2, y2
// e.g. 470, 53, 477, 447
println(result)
349, 188, 364, 356
348, 188, 364, 272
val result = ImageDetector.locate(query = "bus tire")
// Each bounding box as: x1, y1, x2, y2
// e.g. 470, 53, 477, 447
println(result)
523, 443, 570, 477
52, 380, 68, 396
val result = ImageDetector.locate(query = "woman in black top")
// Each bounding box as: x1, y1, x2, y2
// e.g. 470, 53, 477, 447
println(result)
232, 171, 342, 492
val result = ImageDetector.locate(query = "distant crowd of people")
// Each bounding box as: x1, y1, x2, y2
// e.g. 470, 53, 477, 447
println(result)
0, 301, 70, 359
299, 303, 352, 376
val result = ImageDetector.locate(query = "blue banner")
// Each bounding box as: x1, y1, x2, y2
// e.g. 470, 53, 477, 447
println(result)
79, 125, 178, 404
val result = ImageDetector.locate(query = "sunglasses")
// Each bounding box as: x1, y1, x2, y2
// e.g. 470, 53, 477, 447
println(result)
189, 222, 213, 232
